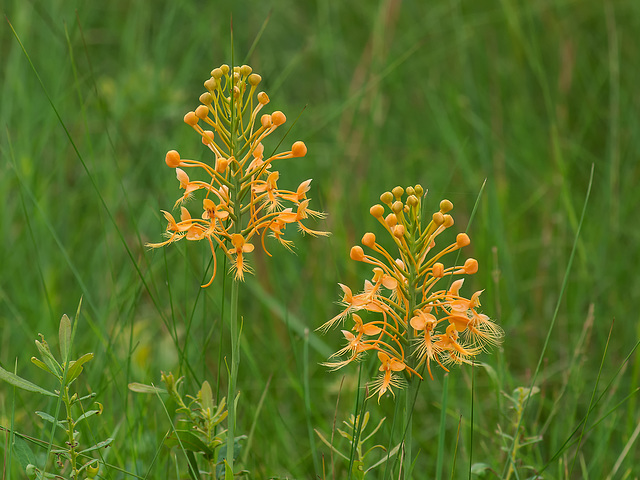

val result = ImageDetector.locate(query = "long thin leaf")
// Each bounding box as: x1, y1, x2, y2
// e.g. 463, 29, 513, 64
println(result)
0, 365, 57, 397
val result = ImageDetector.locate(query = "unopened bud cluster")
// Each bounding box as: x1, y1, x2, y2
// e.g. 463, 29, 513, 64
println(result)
319, 185, 503, 401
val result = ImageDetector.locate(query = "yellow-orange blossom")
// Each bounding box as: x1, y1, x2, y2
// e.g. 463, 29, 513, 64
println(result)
147, 64, 327, 285
319, 185, 503, 401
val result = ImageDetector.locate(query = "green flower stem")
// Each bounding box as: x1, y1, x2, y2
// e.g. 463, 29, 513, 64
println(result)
404, 226, 419, 480
226, 95, 241, 474
226, 277, 240, 473
63, 386, 79, 478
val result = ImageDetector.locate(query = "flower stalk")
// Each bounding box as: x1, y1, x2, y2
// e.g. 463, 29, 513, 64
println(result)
149, 64, 326, 473
320, 185, 503, 475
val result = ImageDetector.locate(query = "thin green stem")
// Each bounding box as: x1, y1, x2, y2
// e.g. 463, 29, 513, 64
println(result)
226, 52, 241, 473
403, 224, 419, 479
63, 387, 79, 478
226, 270, 240, 472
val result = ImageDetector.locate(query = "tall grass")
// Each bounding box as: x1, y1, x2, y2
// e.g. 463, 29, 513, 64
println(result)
2, 0, 640, 478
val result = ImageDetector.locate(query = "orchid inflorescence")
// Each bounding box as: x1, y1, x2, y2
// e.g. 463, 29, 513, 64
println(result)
148, 64, 327, 285
319, 185, 503, 401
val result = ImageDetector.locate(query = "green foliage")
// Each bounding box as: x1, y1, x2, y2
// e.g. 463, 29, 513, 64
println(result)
1, 310, 111, 479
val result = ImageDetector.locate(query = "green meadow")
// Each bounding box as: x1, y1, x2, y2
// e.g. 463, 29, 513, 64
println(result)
1, 1, 639, 478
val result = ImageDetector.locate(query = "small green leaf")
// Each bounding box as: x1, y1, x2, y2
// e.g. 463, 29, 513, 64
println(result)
128, 382, 167, 394
35, 411, 66, 430
35, 338, 63, 377
0, 365, 57, 397
78, 437, 114, 454
75, 408, 101, 425
200, 380, 213, 412
12, 435, 36, 469
58, 314, 72, 364
66, 352, 94, 384
30, 357, 55, 376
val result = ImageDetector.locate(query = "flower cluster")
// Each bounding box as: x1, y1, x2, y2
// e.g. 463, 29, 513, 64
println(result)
147, 64, 326, 285
319, 185, 503, 401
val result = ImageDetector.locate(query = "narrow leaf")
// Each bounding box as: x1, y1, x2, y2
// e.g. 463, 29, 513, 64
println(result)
35, 339, 62, 377
78, 437, 114, 454
35, 411, 66, 430
0, 365, 57, 397
75, 408, 101, 425
30, 357, 55, 376
128, 382, 167, 394
66, 352, 94, 383
58, 314, 72, 364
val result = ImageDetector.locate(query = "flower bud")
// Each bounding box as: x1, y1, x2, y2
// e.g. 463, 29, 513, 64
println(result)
432, 262, 444, 277
407, 195, 418, 207
272, 111, 286, 126
220, 64, 230, 75
195, 105, 209, 119
248, 73, 262, 86
432, 211, 444, 225
414, 184, 424, 196
240, 64, 253, 76
184, 111, 198, 126
456, 233, 471, 247
205, 78, 218, 92
380, 191, 393, 204
393, 224, 405, 237
261, 114, 272, 128
291, 141, 307, 157
463, 258, 478, 274
202, 130, 215, 145
406, 186, 415, 196
392, 186, 404, 198
362, 232, 376, 247
350, 246, 365, 261
370, 204, 384, 218
199, 92, 213, 104
385, 213, 398, 228
215, 157, 229, 173
211, 67, 223, 79
440, 199, 453, 213
165, 150, 181, 168
443, 214, 454, 228
392, 201, 403, 213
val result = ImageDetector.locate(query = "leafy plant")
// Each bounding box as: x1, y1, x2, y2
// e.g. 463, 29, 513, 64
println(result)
0, 302, 111, 479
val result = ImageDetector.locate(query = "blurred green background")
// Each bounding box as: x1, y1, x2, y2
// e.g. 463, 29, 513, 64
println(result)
1, 0, 639, 478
